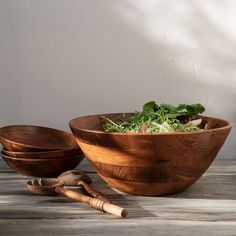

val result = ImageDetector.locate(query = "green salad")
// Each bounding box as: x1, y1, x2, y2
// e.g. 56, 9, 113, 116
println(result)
101, 101, 208, 133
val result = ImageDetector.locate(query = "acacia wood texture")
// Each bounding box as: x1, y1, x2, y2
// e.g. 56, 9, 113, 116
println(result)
69, 114, 232, 196
26, 178, 63, 195
58, 171, 110, 202
1, 153, 84, 177
1, 160, 236, 236
58, 170, 92, 185
54, 186, 127, 218
0, 125, 79, 151
2, 148, 82, 159
27, 178, 127, 218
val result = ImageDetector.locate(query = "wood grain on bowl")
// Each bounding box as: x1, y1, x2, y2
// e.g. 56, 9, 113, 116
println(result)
0, 125, 79, 151
1, 152, 84, 177
69, 113, 232, 196
2, 148, 82, 159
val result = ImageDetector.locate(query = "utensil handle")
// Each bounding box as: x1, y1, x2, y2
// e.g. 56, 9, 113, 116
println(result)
55, 186, 127, 218
89, 198, 128, 218
77, 180, 110, 203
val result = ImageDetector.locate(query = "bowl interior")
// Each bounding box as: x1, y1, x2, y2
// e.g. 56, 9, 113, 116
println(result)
70, 113, 231, 133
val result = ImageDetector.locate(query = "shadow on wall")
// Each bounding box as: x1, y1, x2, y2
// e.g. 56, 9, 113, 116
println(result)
111, 0, 236, 109
72, 0, 235, 158
0, 0, 235, 158
108, 0, 236, 158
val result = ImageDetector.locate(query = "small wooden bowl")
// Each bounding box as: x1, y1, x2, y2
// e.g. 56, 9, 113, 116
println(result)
69, 113, 232, 196
2, 148, 82, 159
1, 152, 84, 177
0, 125, 79, 151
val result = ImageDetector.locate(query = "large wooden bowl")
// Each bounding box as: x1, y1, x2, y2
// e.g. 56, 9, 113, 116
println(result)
0, 125, 79, 151
1, 152, 84, 177
69, 113, 232, 196
2, 148, 82, 159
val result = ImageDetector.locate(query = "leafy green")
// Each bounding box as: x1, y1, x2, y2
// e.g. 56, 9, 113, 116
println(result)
143, 101, 157, 113
101, 101, 207, 133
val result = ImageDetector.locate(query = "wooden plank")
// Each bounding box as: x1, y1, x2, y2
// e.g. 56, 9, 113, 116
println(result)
0, 172, 236, 199
205, 159, 236, 175
0, 158, 13, 172
0, 219, 236, 236
0, 173, 236, 221
1, 195, 236, 221
0, 159, 236, 236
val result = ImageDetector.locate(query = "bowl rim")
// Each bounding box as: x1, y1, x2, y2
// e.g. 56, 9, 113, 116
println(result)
1, 152, 84, 162
69, 113, 233, 136
0, 125, 78, 150
2, 147, 81, 156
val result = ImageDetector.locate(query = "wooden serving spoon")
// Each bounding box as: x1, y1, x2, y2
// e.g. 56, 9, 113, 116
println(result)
26, 178, 128, 218
58, 170, 110, 202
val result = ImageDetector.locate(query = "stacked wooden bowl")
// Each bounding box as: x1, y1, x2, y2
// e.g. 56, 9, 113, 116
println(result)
0, 125, 84, 177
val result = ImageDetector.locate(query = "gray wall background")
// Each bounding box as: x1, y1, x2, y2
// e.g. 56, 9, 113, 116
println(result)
0, 0, 235, 159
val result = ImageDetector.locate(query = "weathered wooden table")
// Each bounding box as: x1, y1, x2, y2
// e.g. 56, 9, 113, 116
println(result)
0, 159, 236, 236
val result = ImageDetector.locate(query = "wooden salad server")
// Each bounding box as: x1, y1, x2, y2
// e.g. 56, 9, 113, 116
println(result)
58, 170, 110, 202
26, 178, 128, 218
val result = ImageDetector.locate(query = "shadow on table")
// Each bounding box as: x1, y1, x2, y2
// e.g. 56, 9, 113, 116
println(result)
36, 195, 156, 219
